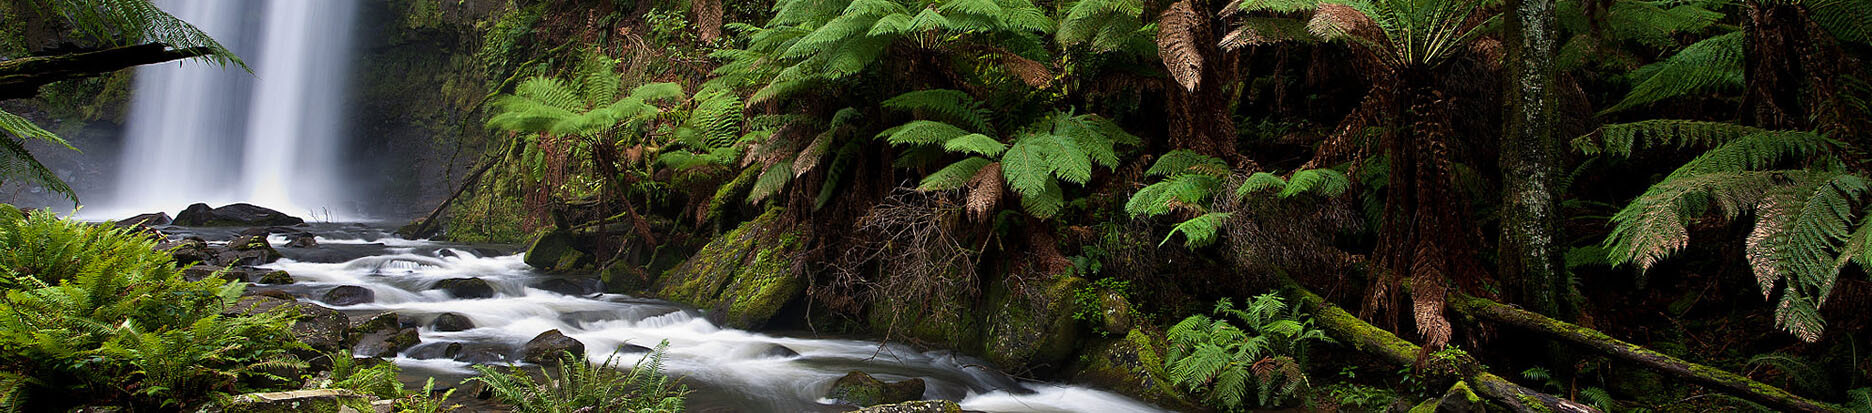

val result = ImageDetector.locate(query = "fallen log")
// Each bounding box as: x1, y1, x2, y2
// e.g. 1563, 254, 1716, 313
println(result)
1449, 294, 1840, 413
0, 43, 211, 99
1281, 282, 1598, 413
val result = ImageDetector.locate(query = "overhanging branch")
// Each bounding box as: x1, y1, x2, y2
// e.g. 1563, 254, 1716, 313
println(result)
0, 43, 213, 100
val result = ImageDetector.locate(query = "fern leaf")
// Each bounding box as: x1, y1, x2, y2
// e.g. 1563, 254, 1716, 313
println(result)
1001, 137, 1053, 196
942, 134, 1008, 157
1278, 169, 1349, 198
1157, 0, 1204, 92
1164, 212, 1234, 247
919, 157, 993, 191
881, 90, 994, 133
1236, 172, 1288, 196
879, 120, 973, 146
1603, 31, 1744, 114
1019, 179, 1066, 218
747, 163, 794, 205
1576, 120, 1770, 158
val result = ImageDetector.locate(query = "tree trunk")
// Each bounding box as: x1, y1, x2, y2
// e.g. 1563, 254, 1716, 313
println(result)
1161, 0, 1244, 166
1449, 294, 1841, 413
1283, 280, 1599, 413
1741, 3, 1810, 130
0, 43, 211, 100
1501, 0, 1570, 319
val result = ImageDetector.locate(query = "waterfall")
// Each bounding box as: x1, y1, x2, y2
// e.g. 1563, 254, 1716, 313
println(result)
111, 0, 361, 219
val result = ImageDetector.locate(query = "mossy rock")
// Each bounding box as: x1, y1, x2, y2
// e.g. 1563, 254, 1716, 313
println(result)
1071, 329, 1197, 410
827, 371, 926, 407
852, 400, 963, 413
208, 389, 367, 413
653, 209, 810, 329
864, 268, 980, 349
980, 275, 1085, 371
523, 230, 591, 272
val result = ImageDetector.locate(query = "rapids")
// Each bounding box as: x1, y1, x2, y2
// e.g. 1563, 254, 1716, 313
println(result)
197, 224, 1166, 412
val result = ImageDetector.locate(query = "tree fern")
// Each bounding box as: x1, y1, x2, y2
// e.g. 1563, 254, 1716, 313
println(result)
1165, 294, 1330, 409
1165, 212, 1234, 247
1602, 31, 1745, 114
1575, 120, 1773, 157
920, 157, 994, 191
881, 89, 994, 134
0, 109, 76, 204
16, 0, 245, 67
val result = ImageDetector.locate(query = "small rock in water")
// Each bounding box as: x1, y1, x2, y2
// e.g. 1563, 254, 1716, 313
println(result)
160, 237, 214, 266
760, 344, 801, 359
215, 235, 283, 266
432, 277, 495, 299
536, 278, 603, 296
349, 312, 402, 336
431, 312, 475, 332
456, 344, 514, 364
521, 329, 585, 364
320, 285, 375, 306
352, 327, 421, 358
827, 371, 925, 407
852, 401, 964, 413
614, 344, 654, 354
406, 342, 464, 360
224, 296, 349, 352
284, 233, 317, 248
257, 270, 294, 284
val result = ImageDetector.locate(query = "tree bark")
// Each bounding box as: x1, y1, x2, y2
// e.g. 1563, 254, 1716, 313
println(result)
1282, 279, 1599, 413
1449, 294, 1842, 413
1501, 0, 1570, 319
0, 43, 211, 100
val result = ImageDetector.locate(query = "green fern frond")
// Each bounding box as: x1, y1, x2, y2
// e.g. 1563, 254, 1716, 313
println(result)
1018, 179, 1065, 218
1576, 120, 1771, 157
1164, 212, 1234, 247
1126, 174, 1224, 217
881, 90, 994, 133
1805, 0, 1872, 45
747, 163, 795, 205
0, 109, 76, 204
942, 134, 1008, 157
1278, 169, 1349, 198
919, 157, 994, 191
1603, 31, 1744, 114
1147, 150, 1228, 178
880, 120, 974, 146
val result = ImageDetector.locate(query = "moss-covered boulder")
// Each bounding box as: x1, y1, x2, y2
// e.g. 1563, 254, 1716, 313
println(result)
208, 389, 367, 413
852, 400, 963, 413
523, 229, 591, 272
826, 371, 926, 407
653, 209, 810, 329
980, 275, 1085, 371
1071, 329, 1197, 410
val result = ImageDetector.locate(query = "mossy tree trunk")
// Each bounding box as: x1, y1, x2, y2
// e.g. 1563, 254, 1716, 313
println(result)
1449, 294, 1841, 413
1282, 280, 1599, 413
1501, 0, 1569, 320
0, 43, 210, 99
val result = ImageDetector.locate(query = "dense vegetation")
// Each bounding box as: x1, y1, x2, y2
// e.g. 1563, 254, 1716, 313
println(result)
5, 0, 1872, 411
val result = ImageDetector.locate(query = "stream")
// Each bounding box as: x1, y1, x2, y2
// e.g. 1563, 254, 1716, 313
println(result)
179, 223, 1165, 412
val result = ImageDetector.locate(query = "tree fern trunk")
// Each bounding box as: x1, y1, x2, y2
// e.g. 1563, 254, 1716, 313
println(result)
1501, 0, 1570, 319
1161, 0, 1245, 166
1742, 3, 1810, 130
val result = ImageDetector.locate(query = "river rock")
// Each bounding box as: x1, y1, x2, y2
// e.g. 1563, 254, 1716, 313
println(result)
257, 270, 294, 284
852, 400, 964, 413
456, 344, 514, 364
212, 389, 367, 413
827, 371, 925, 407
614, 343, 654, 354
320, 285, 375, 306
215, 235, 283, 266
160, 237, 214, 265
223, 295, 349, 352
522, 230, 590, 272
760, 344, 800, 358
407, 342, 464, 360
431, 312, 474, 332
981, 275, 1083, 371
172, 202, 306, 227
1071, 329, 1198, 410
352, 327, 421, 358
655, 209, 811, 329
535, 278, 602, 296
284, 233, 317, 248
115, 212, 171, 227
432, 277, 494, 299
520, 329, 585, 364
349, 312, 402, 336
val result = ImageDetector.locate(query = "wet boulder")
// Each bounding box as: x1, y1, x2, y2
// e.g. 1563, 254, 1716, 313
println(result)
348, 312, 402, 336
760, 344, 800, 359
430, 313, 475, 332
407, 342, 464, 360
115, 212, 171, 227
210, 389, 367, 413
223, 295, 349, 352
432, 277, 495, 299
159, 237, 214, 265
320, 285, 375, 306
215, 235, 283, 266
520, 329, 585, 364
1070, 329, 1198, 410
456, 344, 514, 364
352, 327, 421, 358
654, 209, 811, 329
826, 371, 925, 407
852, 401, 964, 413
172, 202, 305, 227
284, 233, 317, 248
257, 270, 294, 284
522, 230, 590, 272
614, 343, 654, 354
980, 275, 1084, 371
535, 278, 602, 296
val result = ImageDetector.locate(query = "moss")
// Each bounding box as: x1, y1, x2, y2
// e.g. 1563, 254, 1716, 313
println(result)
653, 209, 809, 329
523, 230, 589, 272
980, 275, 1085, 370
1071, 329, 1197, 410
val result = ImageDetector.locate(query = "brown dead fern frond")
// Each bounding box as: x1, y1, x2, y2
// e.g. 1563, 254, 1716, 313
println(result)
1157, 0, 1205, 92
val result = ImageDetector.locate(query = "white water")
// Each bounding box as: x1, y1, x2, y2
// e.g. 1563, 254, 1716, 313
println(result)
252, 232, 1166, 412
109, 0, 361, 219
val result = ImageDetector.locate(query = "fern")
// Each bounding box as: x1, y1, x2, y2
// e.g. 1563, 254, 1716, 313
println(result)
920, 157, 994, 191
1164, 212, 1234, 247
469, 342, 688, 413
1603, 31, 1745, 114
0, 109, 78, 203
1165, 294, 1331, 409
16, 0, 246, 67
746, 163, 795, 205
1576, 120, 1772, 158
881, 89, 994, 133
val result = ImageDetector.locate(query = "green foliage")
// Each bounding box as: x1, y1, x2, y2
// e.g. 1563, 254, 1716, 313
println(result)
1310, 0, 1493, 67
313, 351, 458, 413
1127, 150, 1348, 247
1071, 277, 1133, 332
0, 109, 78, 203
6, 0, 244, 67
0, 207, 307, 410
1166, 293, 1333, 410
1057, 0, 1153, 53
1600, 128, 1871, 341
1601, 31, 1744, 114
469, 342, 688, 413
1574, 120, 1773, 158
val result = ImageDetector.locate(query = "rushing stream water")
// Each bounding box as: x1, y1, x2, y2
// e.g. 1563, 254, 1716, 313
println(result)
179, 224, 1163, 412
